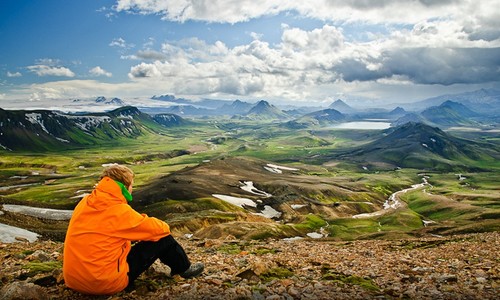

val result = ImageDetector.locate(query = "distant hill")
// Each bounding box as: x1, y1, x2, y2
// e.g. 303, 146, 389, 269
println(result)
388, 107, 406, 118
94, 96, 125, 106
420, 101, 479, 126
329, 99, 356, 114
161, 105, 217, 116
152, 113, 189, 126
400, 88, 500, 115
392, 101, 480, 127
335, 122, 499, 171
219, 100, 254, 115
243, 100, 289, 120
285, 108, 345, 129
0, 106, 186, 151
391, 113, 427, 127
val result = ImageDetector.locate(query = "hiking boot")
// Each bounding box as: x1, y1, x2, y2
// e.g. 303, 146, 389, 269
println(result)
180, 262, 204, 278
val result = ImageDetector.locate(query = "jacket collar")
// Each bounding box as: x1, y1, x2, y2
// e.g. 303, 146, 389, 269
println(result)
86, 176, 127, 209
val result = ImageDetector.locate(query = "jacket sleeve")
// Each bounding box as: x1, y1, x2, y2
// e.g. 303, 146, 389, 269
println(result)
110, 204, 171, 241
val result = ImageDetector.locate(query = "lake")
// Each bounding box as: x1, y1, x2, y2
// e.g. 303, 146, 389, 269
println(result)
330, 121, 391, 130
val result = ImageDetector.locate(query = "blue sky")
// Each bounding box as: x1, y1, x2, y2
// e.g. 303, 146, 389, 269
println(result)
1, 0, 500, 108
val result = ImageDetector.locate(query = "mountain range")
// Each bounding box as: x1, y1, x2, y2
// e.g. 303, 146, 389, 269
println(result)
335, 122, 499, 171
398, 88, 500, 115
285, 108, 345, 129
393, 100, 481, 127
243, 100, 289, 120
0, 107, 187, 151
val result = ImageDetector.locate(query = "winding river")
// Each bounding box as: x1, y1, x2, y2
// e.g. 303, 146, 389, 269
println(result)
352, 177, 430, 219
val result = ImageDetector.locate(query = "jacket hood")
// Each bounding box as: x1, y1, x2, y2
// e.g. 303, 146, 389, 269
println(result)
86, 176, 127, 210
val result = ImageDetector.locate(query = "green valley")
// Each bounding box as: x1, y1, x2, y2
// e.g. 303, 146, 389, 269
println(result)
0, 107, 499, 242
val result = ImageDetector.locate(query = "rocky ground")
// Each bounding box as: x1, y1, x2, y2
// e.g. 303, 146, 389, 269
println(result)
0, 232, 498, 300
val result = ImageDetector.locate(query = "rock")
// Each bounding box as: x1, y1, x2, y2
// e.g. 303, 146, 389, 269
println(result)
288, 287, 300, 297
33, 274, 56, 287
436, 274, 458, 283
150, 259, 171, 275
0, 281, 48, 300
252, 258, 272, 275
236, 269, 260, 282
26, 250, 51, 262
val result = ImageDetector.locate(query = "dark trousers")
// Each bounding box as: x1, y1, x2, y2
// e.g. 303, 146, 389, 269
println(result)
126, 235, 191, 286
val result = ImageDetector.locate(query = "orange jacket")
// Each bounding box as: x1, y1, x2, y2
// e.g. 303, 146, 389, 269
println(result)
63, 176, 170, 295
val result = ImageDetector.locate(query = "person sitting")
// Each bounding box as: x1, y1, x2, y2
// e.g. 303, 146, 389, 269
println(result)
63, 164, 204, 295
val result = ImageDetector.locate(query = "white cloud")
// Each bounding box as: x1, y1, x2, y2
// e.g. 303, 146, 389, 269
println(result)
137, 49, 168, 60
89, 66, 112, 77
35, 58, 61, 66
110, 0, 500, 103
114, 0, 500, 29
3, 1, 499, 105
120, 20, 500, 102
7, 71, 22, 77
27, 65, 76, 77
129, 62, 163, 78
122, 49, 168, 61
109, 37, 135, 49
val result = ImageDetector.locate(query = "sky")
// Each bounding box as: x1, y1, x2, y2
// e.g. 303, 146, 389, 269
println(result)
1, 0, 500, 108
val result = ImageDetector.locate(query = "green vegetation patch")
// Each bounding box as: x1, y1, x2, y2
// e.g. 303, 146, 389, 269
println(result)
402, 190, 482, 221
321, 271, 380, 292
378, 210, 423, 231
326, 218, 380, 240
251, 247, 277, 256
217, 243, 242, 255
22, 261, 62, 276
294, 214, 328, 231
259, 267, 294, 282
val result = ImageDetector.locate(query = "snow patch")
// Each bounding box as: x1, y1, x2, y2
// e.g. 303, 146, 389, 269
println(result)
423, 220, 436, 227
253, 205, 282, 219
240, 181, 272, 198
212, 194, 257, 208
264, 163, 298, 173
264, 166, 282, 174
0, 223, 39, 243
0, 183, 39, 191
306, 232, 324, 239
55, 137, 70, 143
291, 204, 307, 210
2, 204, 73, 221
25, 113, 50, 134
283, 236, 304, 242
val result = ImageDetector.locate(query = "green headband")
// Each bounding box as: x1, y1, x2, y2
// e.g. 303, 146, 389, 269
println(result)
115, 180, 133, 202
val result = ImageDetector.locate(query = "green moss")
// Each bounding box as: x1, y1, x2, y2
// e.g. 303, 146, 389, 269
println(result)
22, 261, 62, 276
259, 267, 294, 282
249, 231, 275, 240
322, 272, 380, 292
217, 243, 242, 255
